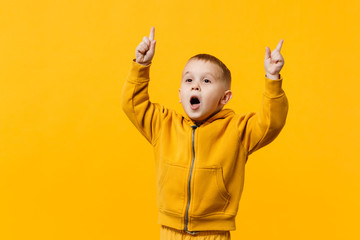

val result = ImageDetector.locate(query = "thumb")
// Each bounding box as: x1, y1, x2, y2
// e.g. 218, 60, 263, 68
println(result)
147, 40, 156, 58
265, 47, 271, 60
151, 40, 156, 50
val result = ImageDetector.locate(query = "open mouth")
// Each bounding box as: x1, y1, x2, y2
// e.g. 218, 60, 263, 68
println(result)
190, 96, 200, 110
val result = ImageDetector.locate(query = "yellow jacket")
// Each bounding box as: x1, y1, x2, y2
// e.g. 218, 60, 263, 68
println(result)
121, 60, 289, 232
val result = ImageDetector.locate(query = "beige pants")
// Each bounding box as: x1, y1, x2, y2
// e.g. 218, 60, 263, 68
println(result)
160, 225, 231, 240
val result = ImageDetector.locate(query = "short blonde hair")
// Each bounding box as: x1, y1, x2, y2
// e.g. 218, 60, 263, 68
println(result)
187, 54, 231, 89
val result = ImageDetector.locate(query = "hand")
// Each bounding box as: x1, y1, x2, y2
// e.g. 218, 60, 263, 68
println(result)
264, 39, 284, 79
135, 27, 156, 66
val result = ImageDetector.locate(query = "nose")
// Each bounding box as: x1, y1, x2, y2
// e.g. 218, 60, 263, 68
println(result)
191, 82, 200, 91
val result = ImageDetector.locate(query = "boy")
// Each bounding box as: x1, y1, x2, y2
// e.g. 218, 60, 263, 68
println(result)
121, 27, 288, 240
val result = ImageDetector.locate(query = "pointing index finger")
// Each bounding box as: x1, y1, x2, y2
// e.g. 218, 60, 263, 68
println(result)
149, 27, 155, 41
275, 39, 284, 52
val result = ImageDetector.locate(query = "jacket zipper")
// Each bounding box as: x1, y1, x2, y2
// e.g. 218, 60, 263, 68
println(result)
184, 125, 199, 233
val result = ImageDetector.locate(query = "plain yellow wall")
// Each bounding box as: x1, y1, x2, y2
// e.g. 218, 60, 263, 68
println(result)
0, 0, 359, 239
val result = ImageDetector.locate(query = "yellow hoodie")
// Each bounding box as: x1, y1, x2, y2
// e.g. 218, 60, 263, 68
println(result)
121, 60, 289, 232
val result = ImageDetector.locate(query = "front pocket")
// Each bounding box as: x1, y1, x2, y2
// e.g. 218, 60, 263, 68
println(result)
157, 162, 188, 215
190, 166, 231, 217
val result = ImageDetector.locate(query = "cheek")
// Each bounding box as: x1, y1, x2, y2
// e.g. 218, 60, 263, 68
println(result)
209, 95, 220, 105
205, 90, 221, 104
181, 92, 188, 101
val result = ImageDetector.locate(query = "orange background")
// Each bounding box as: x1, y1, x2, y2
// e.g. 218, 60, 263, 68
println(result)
1, 0, 359, 239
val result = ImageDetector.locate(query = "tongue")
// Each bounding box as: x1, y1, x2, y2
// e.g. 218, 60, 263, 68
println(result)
191, 103, 200, 110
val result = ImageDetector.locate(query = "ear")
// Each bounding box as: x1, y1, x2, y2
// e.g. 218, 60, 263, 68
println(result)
179, 88, 182, 103
220, 90, 232, 105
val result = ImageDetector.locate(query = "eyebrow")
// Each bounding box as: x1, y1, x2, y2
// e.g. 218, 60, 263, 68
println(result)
183, 71, 216, 78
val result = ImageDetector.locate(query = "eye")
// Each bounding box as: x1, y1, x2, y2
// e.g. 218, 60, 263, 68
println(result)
204, 79, 211, 83
185, 79, 192, 82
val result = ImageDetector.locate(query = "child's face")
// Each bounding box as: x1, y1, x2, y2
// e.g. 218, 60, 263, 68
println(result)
179, 59, 232, 125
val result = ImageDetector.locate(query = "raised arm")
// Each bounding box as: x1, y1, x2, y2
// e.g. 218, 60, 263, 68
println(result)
121, 27, 166, 145
239, 39, 289, 155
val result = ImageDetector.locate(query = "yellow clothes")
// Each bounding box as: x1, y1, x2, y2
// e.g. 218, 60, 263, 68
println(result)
160, 225, 231, 240
121, 60, 288, 232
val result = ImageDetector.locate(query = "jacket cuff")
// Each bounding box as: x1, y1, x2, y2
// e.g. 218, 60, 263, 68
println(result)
127, 59, 152, 83
264, 74, 284, 98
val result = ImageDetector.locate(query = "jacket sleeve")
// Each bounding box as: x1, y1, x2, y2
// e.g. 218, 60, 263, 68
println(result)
121, 59, 166, 145
239, 75, 289, 155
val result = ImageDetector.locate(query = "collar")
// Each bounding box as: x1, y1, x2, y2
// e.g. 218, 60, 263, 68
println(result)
182, 108, 235, 127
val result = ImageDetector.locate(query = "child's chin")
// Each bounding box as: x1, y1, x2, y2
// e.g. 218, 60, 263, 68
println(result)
185, 109, 207, 121
188, 114, 205, 122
